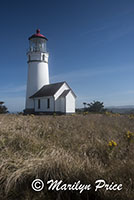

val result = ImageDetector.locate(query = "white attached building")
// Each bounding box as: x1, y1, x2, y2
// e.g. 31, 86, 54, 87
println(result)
25, 29, 76, 114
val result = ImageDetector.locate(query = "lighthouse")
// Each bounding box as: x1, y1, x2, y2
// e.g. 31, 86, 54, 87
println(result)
25, 29, 49, 113
25, 29, 76, 114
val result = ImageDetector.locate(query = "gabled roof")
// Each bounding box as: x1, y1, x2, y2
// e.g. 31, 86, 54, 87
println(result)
58, 89, 70, 98
30, 82, 65, 98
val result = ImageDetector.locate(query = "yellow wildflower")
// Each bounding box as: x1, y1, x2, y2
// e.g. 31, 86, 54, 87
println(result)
83, 112, 88, 115
108, 140, 117, 148
71, 113, 75, 116
126, 130, 134, 140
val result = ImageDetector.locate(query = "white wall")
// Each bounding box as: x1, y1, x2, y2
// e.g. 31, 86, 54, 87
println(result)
55, 84, 76, 113
25, 52, 49, 109
27, 51, 49, 63
66, 91, 75, 113
55, 97, 65, 112
54, 83, 69, 100
34, 97, 54, 112
60, 97, 65, 112
55, 98, 60, 112
33, 92, 75, 113
54, 83, 69, 112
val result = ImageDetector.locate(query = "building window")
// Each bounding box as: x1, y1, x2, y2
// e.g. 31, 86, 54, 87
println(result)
47, 98, 50, 109
43, 54, 45, 61
38, 99, 40, 109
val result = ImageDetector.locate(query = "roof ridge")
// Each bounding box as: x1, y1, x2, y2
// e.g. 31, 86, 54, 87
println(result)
30, 81, 66, 98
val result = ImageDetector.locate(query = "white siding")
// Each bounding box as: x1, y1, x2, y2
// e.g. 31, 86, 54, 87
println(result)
27, 51, 49, 63
25, 52, 49, 109
55, 97, 65, 112
60, 98, 65, 112
66, 91, 75, 113
32, 83, 76, 113
55, 98, 60, 112
54, 83, 69, 112
54, 83, 69, 100
34, 97, 54, 112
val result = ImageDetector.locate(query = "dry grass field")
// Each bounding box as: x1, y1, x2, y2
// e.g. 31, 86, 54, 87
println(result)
0, 113, 134, 200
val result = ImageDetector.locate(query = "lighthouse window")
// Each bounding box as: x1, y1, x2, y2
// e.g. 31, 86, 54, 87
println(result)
38, 99, 40, 109
47, 98, 50, 109
43, 54, 45, 61
29, 55, 30, 61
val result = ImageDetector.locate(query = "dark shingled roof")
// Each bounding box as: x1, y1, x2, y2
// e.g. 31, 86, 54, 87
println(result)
58, 89, 70, 98
30, 82, 65, 98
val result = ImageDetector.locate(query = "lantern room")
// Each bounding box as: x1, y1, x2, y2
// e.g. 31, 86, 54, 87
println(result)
28, 29, 48, 52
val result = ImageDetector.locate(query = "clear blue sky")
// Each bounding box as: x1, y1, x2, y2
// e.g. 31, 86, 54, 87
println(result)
0, 0, 134, 112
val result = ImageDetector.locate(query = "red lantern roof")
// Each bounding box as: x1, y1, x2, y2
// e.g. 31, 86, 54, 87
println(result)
28, 29, 48, 40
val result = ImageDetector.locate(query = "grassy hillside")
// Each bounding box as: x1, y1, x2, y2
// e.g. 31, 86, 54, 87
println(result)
0, 113, 134, 200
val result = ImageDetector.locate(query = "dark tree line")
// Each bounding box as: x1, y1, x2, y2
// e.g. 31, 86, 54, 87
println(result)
0, 102, 8, 114
83, 100, 106, 113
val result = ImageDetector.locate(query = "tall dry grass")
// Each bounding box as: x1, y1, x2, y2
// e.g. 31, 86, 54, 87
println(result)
0, 113, 134, 200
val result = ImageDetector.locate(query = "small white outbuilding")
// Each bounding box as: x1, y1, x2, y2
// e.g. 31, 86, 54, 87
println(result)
25, 29, 76, 114
30, 81, 76, 113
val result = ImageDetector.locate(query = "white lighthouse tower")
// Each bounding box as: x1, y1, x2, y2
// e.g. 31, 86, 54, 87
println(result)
24, 29, 76, 114
25, 29, 49, 113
